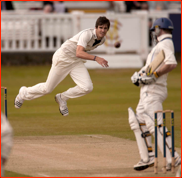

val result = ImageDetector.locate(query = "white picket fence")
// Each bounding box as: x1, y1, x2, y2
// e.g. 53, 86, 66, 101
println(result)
1, 12, 149, 55
1, 14, 75, 52
1, 10, 180, 66
2, 10, 178, 53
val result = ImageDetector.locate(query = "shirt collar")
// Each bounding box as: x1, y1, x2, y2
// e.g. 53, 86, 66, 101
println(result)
93, 28, 105, 42
157, 34, 172, 42
93, 29, 98, 39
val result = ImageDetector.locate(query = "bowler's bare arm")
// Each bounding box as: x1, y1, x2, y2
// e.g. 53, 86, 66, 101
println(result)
76, 45, 109, 68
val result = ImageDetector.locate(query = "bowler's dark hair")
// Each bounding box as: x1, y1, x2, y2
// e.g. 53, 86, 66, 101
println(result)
95, 16, 110, 30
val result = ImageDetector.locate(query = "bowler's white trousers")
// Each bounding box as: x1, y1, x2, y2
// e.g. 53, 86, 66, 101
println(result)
20, 51, 93, 101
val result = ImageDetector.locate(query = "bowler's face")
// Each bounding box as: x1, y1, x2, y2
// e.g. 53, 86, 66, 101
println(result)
96, 24, 109, 40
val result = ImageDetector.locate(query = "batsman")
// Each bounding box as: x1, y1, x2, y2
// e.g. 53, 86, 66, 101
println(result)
129, 18, 181, 171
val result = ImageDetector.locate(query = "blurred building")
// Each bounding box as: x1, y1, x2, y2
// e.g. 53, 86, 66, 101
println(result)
1, 1, 14, 10
1, 1, 181, 67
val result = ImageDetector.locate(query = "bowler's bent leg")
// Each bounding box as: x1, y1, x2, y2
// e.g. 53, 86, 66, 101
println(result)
61, 62, 93, 100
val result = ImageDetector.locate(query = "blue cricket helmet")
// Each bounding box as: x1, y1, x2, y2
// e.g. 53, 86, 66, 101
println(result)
150, 18, 174, 31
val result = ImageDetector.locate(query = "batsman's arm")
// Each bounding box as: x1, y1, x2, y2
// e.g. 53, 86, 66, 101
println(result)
145, 50, 165, 76
155, 64, 177, 77
140, 64, 177, 85
76, 45, 109, 67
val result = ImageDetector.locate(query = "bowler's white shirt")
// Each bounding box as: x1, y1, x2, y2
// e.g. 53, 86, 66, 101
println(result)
141, 34, 177, 96
58, 28, 105, 62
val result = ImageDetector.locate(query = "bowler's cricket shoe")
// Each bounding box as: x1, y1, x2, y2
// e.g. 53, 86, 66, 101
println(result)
55, 93, 69, 116
134, 156, 154, 171
14, 86, 25, 108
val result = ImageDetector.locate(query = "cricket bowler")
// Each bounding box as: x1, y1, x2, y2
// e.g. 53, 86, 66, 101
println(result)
15, 16, 110, 116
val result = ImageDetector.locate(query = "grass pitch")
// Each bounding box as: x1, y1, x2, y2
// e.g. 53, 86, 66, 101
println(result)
1, 65, 181, 146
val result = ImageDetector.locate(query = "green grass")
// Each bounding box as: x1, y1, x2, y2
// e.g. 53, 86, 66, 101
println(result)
1, 65, 181, 145
5, 170, 31, 177
1, 64, 181, 177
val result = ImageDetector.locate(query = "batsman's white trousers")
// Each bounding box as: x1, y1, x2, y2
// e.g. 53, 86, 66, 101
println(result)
136, 91, 179, 164
136, 92, 166, 126
20, 52, 93, 101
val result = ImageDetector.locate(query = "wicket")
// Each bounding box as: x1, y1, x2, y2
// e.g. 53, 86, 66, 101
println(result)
154, 110, 174, 174
1, 86, 7, 118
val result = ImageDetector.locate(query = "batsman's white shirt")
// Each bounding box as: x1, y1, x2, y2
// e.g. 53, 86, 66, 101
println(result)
140, 34, 177, 97
137, 33, 177, 121
20, 28, 106, 101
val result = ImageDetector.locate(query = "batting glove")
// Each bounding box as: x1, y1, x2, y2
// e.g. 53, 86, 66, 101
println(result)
140, 71, 159, 85
131, 72, 142, 87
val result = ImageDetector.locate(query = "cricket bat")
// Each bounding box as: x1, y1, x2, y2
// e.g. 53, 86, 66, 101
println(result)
145, 50, 165, 76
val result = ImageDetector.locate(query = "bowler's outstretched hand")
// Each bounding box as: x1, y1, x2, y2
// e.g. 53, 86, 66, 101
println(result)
95, 57, 109, 68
